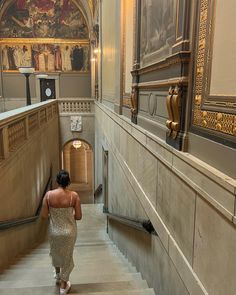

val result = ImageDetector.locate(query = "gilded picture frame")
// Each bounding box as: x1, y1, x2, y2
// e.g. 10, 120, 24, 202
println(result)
192, 0, 236, 142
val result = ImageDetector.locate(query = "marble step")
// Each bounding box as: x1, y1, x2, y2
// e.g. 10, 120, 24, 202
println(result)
70, 288, 156, 295
0, 273, 143, 288
0, 279, 149, 294
8, 256, 134, 270
0, 262, 137, 279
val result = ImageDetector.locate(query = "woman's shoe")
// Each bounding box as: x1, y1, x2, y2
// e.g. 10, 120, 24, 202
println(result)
60, 281, 71, 294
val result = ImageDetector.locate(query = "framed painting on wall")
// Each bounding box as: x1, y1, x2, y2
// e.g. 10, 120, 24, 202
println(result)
140, 0, 177, 67
0, 39, 90, 73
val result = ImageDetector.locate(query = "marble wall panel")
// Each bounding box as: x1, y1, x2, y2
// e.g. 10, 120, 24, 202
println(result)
101, 0, 121, 102
157, 162, 196, 263
193, 197, 236, 295
119, 126, 129, 162
2, 73, 36, 99
59, 73, 91, 98
108, 151, 146, 219
135, 144, 158, 208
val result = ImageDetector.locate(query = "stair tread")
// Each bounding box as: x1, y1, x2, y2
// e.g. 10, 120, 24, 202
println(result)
0, 273, 143, 288
71, 288, 155, 295
0, 280, 149, 294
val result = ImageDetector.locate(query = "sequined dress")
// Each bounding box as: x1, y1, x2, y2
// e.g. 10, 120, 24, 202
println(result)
48, 194, 77, 282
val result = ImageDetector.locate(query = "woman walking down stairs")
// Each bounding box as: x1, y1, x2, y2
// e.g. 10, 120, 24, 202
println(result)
0, 205, 155, 295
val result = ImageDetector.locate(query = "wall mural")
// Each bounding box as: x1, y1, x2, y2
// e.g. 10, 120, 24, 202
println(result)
1, 41, 90, 72
0, 0, 88, 39
140, 0, 177, 67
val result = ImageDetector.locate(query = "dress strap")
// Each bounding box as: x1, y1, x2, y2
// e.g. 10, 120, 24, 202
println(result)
47, 191, 50, 207
70, 192, 73, 207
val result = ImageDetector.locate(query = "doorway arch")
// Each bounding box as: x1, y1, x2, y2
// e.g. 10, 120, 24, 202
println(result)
62, 139, 94, 204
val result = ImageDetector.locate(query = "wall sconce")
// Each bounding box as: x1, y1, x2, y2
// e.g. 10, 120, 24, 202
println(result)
91, 57, 96, 62
94, 48, 99, 54
18, 67, 35, 106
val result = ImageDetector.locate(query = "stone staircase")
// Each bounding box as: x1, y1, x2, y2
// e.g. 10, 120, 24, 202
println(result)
0, 204, 155, 295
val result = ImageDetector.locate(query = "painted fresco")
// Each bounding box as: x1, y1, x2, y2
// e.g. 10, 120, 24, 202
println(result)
1, 43, 90, 72
0, 0, 88, 39
140, 0, 177, 67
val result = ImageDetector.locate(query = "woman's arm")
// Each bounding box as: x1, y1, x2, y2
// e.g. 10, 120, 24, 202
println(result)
74, 193, 82, 220
41, 193, 49, 219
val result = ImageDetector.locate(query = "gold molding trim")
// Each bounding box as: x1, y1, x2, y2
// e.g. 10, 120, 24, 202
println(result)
192, 0, 236, 138
0, 38, 90, 45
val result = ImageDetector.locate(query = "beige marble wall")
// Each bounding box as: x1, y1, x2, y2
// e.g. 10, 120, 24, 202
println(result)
1, 72, 91, 112
95, 102, 236, 295
59, 115, 95, 149
101, 0, 121, 104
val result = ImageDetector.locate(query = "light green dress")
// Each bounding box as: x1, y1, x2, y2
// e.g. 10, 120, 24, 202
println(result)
48, 194, 77, 282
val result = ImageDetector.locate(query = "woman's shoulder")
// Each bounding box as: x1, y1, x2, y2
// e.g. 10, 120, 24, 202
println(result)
69, 190, 80, 199
69, 190, 80, 204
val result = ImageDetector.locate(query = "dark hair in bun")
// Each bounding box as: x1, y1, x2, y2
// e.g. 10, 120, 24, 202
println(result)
56, 170, 70, 188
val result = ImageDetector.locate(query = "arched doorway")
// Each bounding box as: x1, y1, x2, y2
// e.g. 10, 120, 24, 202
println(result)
62, 139, 93, 204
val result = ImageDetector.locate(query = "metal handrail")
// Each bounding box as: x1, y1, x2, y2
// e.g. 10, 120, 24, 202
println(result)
104, 208, 157, 236
0, 171, 52, 231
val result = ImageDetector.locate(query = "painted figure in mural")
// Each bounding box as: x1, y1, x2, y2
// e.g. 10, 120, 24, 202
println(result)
32, 45, 40, 70
34, 0, 55, 15
2, 46, 9, 70
62, 46, 72, 72
16, 0, 26, 10
13, 45, 22, 68
38, 45, 52, 72
7, 46, 16, 70
21, 45, 32, 67
35, 14, 56, 38
82, 47, 89, 71
72, 45, 83, 71
54, 45, 62, 71
46, 45, 55, 72
11, 15, 34, 37
0, 0, 89, 39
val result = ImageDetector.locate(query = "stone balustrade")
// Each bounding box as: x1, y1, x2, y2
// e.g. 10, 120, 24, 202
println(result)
58, 98, 94, 114
0, 100, 58, 161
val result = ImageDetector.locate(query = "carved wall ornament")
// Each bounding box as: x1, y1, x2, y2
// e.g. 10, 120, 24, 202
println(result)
70, 116, 82, 132
130, 86, 138, 124
166, 86, 181, 139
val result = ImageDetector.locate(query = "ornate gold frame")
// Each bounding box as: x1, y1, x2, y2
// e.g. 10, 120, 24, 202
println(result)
192, 0, 236, 138
0, 38, 90, 45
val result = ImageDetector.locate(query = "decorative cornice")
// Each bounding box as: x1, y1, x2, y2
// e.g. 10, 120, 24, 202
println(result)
138, 77, 189, 90
137, 51, 190, 75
